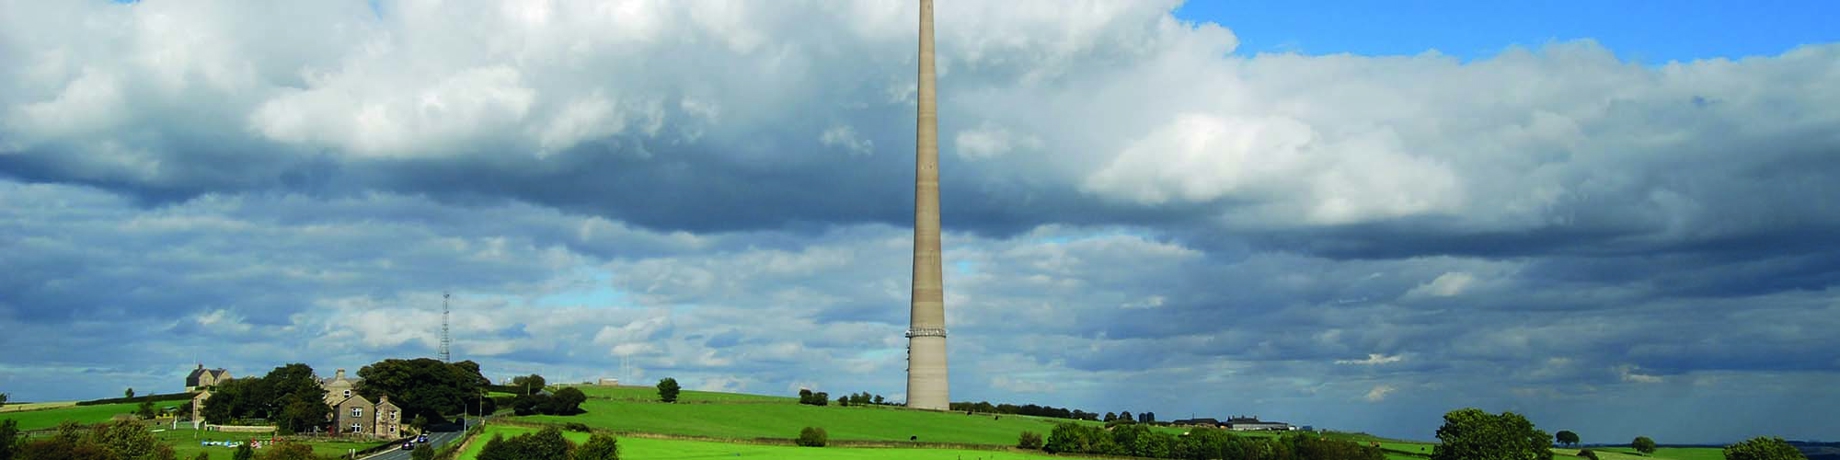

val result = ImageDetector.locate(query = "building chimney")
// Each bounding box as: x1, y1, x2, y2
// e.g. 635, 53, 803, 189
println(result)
335, 369, 345, 380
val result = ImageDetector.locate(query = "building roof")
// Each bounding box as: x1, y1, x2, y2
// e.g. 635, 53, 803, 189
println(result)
185, 365, 230, 387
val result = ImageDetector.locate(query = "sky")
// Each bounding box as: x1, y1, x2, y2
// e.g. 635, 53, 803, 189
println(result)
1, 0, 1837, 445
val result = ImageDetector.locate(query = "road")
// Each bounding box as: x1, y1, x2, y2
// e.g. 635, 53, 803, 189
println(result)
360, 422, 468, 460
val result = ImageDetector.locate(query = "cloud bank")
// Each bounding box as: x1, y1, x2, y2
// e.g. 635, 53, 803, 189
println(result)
2, 0, 1837, 444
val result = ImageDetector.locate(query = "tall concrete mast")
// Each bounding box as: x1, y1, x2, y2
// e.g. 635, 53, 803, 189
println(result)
906, 0, 949, 411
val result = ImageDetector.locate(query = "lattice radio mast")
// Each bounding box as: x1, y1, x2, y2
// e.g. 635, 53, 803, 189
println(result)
440, 291, 452, 363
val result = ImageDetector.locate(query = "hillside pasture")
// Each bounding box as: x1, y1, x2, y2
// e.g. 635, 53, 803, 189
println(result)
0, 402, 142, 431
520, 397, 1065, 445
457, 424, 1064, 460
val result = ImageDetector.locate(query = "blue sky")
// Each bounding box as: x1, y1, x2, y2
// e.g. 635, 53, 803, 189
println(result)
1175, 0, 1840, 62
2, 0, 1838, 445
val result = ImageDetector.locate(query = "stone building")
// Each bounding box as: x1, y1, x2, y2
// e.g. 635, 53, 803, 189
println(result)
319, 368, 404, 438
185, 364, 233, 392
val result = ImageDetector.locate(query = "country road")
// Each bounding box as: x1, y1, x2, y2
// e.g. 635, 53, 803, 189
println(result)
360, 423, 467, 460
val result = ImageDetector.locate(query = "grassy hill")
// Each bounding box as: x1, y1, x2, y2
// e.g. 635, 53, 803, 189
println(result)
458, 424, 1065, 460
0, 402, 143, 431
520, 385, 1071, 445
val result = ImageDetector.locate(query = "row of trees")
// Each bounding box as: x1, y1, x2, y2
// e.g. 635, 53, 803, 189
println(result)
834, 392, 890, 407
1037, 422, 1383, 460
476, 426, 620, 460
1433, 408, 1807, 460
948, 400, 1103, 421
796, 389, 830, 406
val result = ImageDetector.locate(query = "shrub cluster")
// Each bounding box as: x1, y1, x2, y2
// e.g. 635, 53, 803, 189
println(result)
1579, 449, 1600, 460
478, 426, 621, 460
1017, 431, 1045, 450
511, 387, 588, 416
796, 426, 829, 447
1043, 422, 1383, 460
797, 389, 830, 406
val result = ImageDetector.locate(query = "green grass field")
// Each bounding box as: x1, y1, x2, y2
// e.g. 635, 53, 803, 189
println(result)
1570, 446, 1726, 460
564, 384, 794, 403
152, 428, 376, 459
523, 384, 1210, 447
522, 398, 1065, 445
457, 424, 1062, 460
0, 402, 142, 431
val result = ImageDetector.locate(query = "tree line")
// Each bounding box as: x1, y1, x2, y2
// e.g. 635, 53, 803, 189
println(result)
949, 400, 1105, 421
1031, 422, 1384, 460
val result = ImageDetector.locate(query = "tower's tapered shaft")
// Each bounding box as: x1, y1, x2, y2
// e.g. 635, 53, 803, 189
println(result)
906, 0, 949, 411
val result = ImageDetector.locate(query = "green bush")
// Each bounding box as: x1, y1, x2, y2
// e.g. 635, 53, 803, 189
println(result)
1723, 437, 1806, 460
796, 426, 829, 447
1018, 430, 1044, 450
575, 433, 621, 460
1579, 449, 1600, 460
565, 422, 593, 432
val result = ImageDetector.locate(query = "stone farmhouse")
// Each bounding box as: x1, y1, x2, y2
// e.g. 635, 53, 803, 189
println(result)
320, 368, 404, 438
185, 364, 233, 392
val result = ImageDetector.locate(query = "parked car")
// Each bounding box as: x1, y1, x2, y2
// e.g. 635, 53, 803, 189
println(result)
416, 434, 429, 444
401, 442, 414, 451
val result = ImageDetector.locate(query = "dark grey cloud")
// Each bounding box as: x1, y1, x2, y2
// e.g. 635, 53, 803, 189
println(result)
2, 0, 1838, 446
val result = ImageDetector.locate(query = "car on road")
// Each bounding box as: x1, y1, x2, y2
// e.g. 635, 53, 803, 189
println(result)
416, 434, 429, 443
401, 442, 414, 451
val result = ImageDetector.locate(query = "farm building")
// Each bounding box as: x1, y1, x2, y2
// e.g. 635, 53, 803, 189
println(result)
185, 364, 233, 392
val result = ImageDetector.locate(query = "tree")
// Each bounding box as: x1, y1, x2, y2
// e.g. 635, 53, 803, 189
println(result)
1, 392, 8, 407
1141, 411, 1155, 424
1, 419, 20, 460
575, 433, 620, 460
192, 451, 210, 460
136, 400, 157, 419
1119, 411, 1135, 423
125, 388, 135, 399
1430, 408, 1553, 460
796, 427, 828, 447
656, 378, 680, 403
1633, 436, 1657, 455
546, 387, 587, 415
1724, 437, 1806, 460
872, 394, 885, 405
512, 375, 548, 395
1104, 412, 1117, 422
358, 358, 488, 423
1556, 430, 1580, 447
232, 444, 253, 460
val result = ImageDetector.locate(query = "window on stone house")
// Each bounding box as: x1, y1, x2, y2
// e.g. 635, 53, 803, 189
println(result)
350, 423, 361, 433
352, 407, 362, 418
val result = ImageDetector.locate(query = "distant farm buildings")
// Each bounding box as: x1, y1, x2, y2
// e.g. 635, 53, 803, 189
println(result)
1226, 416, 1296, 431
1171, 416, 1298, 431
